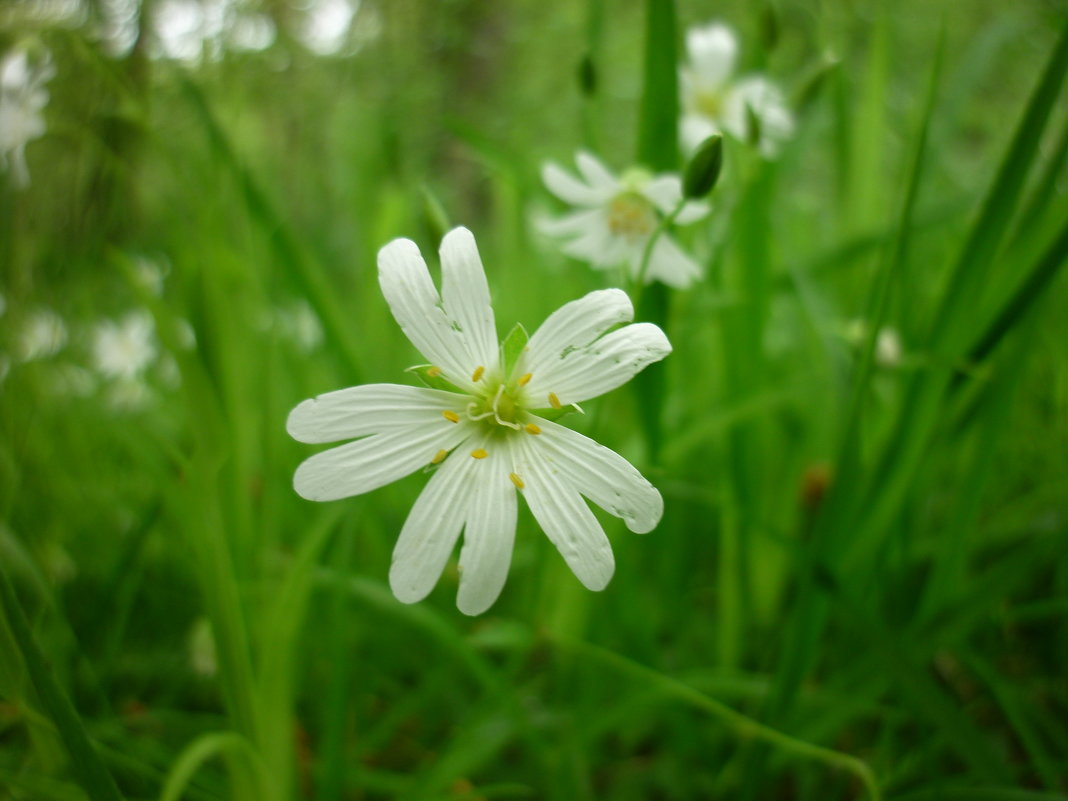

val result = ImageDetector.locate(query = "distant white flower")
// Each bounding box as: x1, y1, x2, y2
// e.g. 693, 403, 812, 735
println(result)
276, 300, 323, 352
540, 152, 710, 289
845, 319, 903, 368
288, 227, 668, 615
91, 310, 157, 379
0, 47, 55, 188
17, 308, 67, 362
680, 22, 794, 158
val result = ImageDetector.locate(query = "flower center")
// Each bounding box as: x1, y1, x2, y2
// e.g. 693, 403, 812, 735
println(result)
606, 191, 656, 240
466, 375, 526, 431
695, 87, 726, 119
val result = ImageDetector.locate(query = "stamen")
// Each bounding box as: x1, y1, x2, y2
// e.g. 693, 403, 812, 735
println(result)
509, 472, 525, 490
442, 410, 460, 423
431, 449, 448, 464
548, 392, 561, 409
524, 423, 541, 435
427, 366, 442, 377
471, 448, 488, 459
472, 365, 485, 382
517, 372, 532, 386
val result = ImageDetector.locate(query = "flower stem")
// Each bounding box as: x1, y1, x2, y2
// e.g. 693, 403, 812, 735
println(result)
632, 197, 687, 306
553, 635, 882, 801
0, 567, 125, 801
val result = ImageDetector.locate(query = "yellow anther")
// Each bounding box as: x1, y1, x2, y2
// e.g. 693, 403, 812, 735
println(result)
548, 392, 561, 409
442, 410, 460, 423
517, 372, 532, 386
471, 448, 488, 459
427, 366, 442, 377
509, 472, 525, 490
431, 449, 448, 465
472, 365, 485, 382
524, 423, 541, 435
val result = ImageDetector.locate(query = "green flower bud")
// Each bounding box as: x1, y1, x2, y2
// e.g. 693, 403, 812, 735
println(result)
683, 134, 724, 199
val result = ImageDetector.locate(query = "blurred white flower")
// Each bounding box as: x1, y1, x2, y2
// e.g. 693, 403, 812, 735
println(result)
17, 308, 67, 362
132, 255, 170, 296
680, 22, 794, 158
189, 617, 217, 677
0, 47, 54, 188
300, 0, 358, 56
91, 310, 158, 380
276, 300, 323, 352
845, 319, 903, 368
539, 152, 710, 289
288, 228, 668, 615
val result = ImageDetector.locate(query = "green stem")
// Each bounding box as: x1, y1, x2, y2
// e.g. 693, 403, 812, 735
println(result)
631, 197, 686, 307
0, 567, 125, 801
555, 636, 882, 801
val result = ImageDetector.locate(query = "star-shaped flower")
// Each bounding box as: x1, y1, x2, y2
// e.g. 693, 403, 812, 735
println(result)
0, 48, 54, 188
288, 227, 669, 615
540, 151, 710, 289
680, 22, 794, 158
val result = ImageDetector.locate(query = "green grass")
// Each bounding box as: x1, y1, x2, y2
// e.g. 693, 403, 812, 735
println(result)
1, 1, 1067, 799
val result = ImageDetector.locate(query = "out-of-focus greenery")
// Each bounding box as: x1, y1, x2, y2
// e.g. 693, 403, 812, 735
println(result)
1, 1, 1067, 800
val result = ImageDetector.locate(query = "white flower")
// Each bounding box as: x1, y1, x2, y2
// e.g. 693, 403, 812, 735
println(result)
680, 22, 794, 158
845, 319, 904, 368
276, 300, 323, 353
539, 152, 710, 289
288, 227, 669, 615
0, 48, 55, 188
91, 310, 158, 379
17, 308, 67, 362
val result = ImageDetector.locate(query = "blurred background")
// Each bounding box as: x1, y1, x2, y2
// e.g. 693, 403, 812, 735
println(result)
1, 0, 1067, 799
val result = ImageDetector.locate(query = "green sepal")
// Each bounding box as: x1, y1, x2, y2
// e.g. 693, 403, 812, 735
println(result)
528, 403, 583, 422
406, 364, 464, 393
500, 323, 529, 376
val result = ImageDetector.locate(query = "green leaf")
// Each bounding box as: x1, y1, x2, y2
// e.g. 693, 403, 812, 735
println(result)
636, 0, 679, 171
499, 322, 530, 376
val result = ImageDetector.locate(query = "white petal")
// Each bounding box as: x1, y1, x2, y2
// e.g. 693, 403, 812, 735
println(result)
377, 238, 476, 389
523, 322, 671, 406
558, 218, 625, 267
675, 200, 711, 225
456, 440, 518, 615
287, 383, 467, 444
686, 23, 738, 87
575, 151, 620, 193
293, 418, 473, 501
389, 447, 478, 604
528, 419, 663, 534
642, 176, 684, 216
639, 177, 710, 225
632, 234, 703, 289
439, 227, 499, 371
542, 161, 612, 207
723, 76, 795, 156
680, 114, 720, 154
523, 288, 633, 375
537, 207, 603, 238
514, 436, 614, 590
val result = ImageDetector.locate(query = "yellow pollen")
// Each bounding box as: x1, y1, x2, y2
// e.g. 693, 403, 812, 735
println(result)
509, 472, 525, 490
524, 423, 541, 435
442, 410, 460, 423
427, 366, 442, 377
472, 365, 485, 382
548, 392, 561, 409
431, 449, 448, 465
517, 372, 532, 386
471, 448, 488, 459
